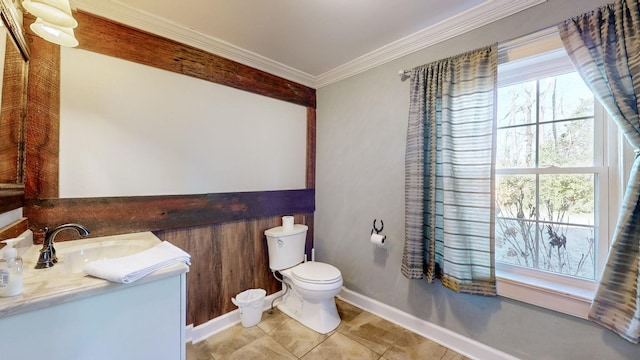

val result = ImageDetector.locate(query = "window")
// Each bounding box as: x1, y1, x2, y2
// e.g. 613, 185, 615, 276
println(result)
494, 29, 629, 317
496, 72, 600, 279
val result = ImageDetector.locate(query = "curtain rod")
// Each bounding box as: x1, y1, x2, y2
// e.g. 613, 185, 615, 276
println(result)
398, 69, 411, 81
398, 26, 558, 82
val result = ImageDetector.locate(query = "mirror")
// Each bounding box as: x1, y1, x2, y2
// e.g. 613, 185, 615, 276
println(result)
0, 0, 29, 211
59, 47, 307, 198
22, 10, 316, 240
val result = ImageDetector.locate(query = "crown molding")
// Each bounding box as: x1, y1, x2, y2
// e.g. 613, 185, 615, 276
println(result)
70, 0, 316, 87
71, 0, 546, 90
314, 0, 548, 88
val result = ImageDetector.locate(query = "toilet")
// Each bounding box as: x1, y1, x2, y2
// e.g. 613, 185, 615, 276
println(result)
265, 222, 343, 334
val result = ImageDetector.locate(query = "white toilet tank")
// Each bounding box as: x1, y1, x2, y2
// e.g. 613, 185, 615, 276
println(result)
265, 224, 308, 271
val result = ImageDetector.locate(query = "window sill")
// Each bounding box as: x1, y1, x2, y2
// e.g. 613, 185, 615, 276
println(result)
496, 269, 593, 319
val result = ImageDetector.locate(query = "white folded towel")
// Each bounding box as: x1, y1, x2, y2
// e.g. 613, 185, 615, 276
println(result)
83, 241, 191, 283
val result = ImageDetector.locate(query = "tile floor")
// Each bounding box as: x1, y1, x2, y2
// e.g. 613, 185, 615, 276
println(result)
186, 298, 470, 360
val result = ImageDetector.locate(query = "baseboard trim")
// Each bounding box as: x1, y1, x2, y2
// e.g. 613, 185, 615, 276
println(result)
186, 290, 284, 344
337, 287, 519, 360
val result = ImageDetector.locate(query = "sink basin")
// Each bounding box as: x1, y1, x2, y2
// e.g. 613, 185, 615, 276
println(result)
54, 239, 157, 274
22, 234, 159, 275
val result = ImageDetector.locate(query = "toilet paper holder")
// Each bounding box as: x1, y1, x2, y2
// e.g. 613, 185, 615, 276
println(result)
371, 219, 384, 235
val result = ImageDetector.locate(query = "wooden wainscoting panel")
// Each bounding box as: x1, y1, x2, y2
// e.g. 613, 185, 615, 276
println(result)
156, 225, 218, 327
154, 214, 312, 326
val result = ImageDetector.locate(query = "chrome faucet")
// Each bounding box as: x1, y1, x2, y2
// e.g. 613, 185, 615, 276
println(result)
35, 223, 90, 269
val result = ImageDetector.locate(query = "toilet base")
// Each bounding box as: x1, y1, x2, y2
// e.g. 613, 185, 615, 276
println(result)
277, 285, 341, 334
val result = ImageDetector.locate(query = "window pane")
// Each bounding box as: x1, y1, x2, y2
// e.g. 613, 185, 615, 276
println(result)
496, 175, 536, 220
538, 222, 596, 280
496, 220, 596, 280
497, 81, 537, 127
539, 174, 594, 226
496, 173, 597, 280
496, 218, 537, 267
539, 72, 594, 121
496, 126, 536, 168
539, 119, 594, 167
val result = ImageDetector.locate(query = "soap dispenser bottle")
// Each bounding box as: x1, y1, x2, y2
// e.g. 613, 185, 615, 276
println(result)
0, 238, 23, 297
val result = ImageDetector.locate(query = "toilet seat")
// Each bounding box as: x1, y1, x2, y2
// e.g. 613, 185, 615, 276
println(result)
291, 262, 341, 284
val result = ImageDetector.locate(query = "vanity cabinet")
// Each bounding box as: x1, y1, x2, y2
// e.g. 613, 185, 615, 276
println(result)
0, 271, 187, 360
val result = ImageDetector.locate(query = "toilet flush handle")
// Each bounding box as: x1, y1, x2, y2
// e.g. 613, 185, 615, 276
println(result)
277, 238, 284, 247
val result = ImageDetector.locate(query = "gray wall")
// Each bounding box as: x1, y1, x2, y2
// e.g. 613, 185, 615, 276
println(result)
315, 0, 638, 359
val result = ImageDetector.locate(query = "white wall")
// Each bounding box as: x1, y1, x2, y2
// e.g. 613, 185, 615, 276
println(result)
316, 0, 638, 359
59, 48, 307, 198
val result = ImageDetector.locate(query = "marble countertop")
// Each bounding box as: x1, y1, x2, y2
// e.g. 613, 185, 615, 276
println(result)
0, 232, 189, 319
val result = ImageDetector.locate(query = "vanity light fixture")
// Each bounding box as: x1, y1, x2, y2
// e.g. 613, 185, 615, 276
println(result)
30, 17, 78, 47
22, 0, 77, 27
22, 0, 79, 47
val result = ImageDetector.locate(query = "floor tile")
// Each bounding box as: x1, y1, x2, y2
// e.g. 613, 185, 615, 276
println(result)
258, 309, 290, 334
186, 341, 213, 360
383, 328, 465, 360
200, 324, 266, 359
338, 311, 405, 355
301, 332, 380, 360
269, 317, 329, 357
221, 336, 297, 360
336, 298, 365, 323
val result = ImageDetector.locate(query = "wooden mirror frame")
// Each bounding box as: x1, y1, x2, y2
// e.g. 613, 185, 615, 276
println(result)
23, 11, 317, 244
0, 0, 29, 59
0, 0, 29, 213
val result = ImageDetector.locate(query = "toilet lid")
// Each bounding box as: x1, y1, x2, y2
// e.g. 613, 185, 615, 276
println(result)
292, 262, 341, 283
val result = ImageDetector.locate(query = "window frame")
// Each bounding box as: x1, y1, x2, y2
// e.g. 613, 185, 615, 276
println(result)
494, 29, 628, 318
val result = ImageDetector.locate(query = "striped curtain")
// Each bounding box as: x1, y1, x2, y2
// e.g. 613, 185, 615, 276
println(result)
559, 0, 640, 344
402, 45, 497, 295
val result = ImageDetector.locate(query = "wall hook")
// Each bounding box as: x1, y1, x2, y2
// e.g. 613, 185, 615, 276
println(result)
371, 219, 384, 235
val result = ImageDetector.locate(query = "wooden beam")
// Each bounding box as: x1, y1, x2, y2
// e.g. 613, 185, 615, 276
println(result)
24, 189, 314, 241
73, 10, 316, 108
306, 107, 316, 189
